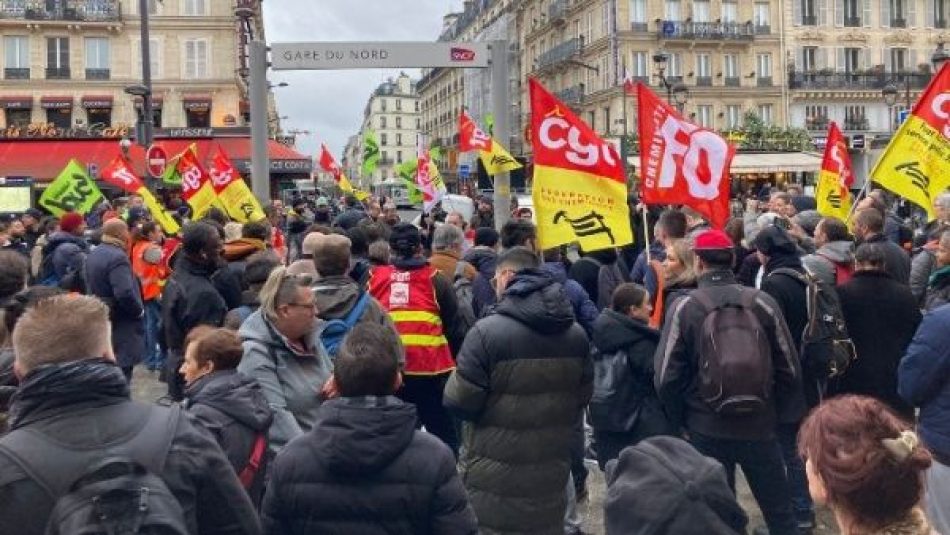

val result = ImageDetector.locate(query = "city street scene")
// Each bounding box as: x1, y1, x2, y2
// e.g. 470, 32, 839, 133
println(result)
1, 1, 949, 534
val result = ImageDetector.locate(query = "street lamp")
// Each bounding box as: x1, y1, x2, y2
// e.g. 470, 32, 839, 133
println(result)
653, 51, 689, 110
932, 42, 949, 72
883, 42, 948, 124
134, 0, 154, 149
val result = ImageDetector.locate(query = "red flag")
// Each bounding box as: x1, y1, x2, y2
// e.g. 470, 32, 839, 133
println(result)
623, 70, 635, 95
821, 122, 854, 189
458, 111, 492, 152
318, 143, 342, 178
100, 156, 145, 193
209, 146, 240, 194
637, 82, 734, 229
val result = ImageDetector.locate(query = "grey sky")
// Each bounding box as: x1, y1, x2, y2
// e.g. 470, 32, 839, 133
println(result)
262, 1, 465, 160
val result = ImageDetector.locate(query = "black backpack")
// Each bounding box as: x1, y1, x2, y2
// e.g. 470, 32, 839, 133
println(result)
769, 268, 856, 379
692, 288, 774, 415
589, 348, 640, 432
578, 256, 630, 310
0, 405, 189, 535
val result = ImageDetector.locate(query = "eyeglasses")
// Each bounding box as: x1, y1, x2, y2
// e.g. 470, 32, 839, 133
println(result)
286, 301, 317, 311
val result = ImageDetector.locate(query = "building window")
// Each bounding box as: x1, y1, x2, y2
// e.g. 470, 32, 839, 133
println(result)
380, 116, 387, 128
693, 0, 710, 22
416, 118, 421, 129
724, 54, 739, 85
4, 36, 29, 80
884, 0, 913, 27
889, 48, 908, 72
665, 0, 681, 20
754, 2, 771, 29
183, 0, 206, 16
696, 105, 713, 127
415, 101, 419, 112
632, 51, 648, 79
802, 46, 819, 71
46, 37, 70, 79
136, 38, 161, 79
396, 133, 402, 145
381, 133, 388, 146
84, 37, 110, 80
184, 39, 209, 79
6, 109, 31, 128
46, 104, 72, 129
935, 0, 950, 27
396, 99, 402, 111
757, 53, 773, 85
801, 0, 817, 24
396, 116, 402, 128
845, 105, 868, 129
381, 150, 388, 162
668, 52, 682, 77
381, 99, 387, 111
805, 104, 829, 130
722, 1, 738, 22
758, 104, 773, 125
87, 107, 112, 128
630, 0, 647, 29
185, 101, 210, 127
397, 150, 403, 163
696, 53, 712, 85
726, 105, 741, 128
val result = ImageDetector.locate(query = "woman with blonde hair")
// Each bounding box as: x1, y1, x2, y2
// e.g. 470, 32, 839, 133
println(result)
650, 238, 697, 328
237, 266, 332, 454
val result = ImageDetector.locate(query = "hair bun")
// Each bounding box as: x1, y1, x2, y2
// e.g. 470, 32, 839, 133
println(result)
882, 430, 919, 463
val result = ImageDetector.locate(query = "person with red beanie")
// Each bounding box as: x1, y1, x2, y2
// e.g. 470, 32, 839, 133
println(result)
37, 212, 88, 291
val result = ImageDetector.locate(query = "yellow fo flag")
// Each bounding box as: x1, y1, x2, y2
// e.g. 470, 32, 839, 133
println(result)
529, 78, 632, 251
816, 122, 854, 223
869, 63, 950, 220
458, 110, 522, 175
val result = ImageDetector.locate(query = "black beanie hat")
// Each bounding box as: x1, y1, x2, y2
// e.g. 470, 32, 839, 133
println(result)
753, 224, 798, 256
605, 436, 748, 535
389, 222, 420, 255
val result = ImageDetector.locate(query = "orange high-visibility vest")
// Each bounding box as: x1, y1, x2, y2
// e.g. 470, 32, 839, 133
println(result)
369, 264, 454, 376
131, 240, 167, 302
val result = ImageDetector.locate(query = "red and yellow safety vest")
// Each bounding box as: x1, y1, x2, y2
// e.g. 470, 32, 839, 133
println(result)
369, 264, 454, 376
131, 240, 168, 302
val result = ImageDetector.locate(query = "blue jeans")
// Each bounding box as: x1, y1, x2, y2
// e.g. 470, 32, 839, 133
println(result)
143, 300, 164, 371
690, 432, 799, 535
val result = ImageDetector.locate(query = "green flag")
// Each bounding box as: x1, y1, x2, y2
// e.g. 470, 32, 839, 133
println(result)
428, 145, 443, 162
395, 160, 423, 204
39, 159, 106, 216
362, 130, 380, 176
484, 113, 495, 136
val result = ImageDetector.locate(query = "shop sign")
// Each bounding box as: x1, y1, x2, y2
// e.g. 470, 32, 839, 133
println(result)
0, 122, 131, 140
232, 158, 313, 173
850, 134, 866, 150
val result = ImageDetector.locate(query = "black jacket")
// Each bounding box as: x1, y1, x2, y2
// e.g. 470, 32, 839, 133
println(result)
444, 269, 592, 535
163, 256, 228, 353
184, 370, 273, 506
262, 396, 477, 535
654, 270, 804, 441
834, 270, 921, 419
863, 233, 911, 285
85, 242, 145, 368
569, 248, 619, 306
0, 360, 261, 535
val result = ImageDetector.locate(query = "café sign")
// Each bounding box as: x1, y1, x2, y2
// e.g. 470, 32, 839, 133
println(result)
0, 122, 131, 140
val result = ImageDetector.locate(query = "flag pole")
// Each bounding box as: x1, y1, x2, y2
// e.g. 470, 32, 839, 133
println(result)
846, 179, 872, 222
642, 207, 651, 263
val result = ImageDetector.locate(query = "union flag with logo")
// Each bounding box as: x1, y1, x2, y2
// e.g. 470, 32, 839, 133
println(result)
318, 143, 369, 201
869, 63, 950, 220
529, 78, 632, 251
177, 147, 218, 219
816, 122, 854, 223
100, 155, 180, 234
637, 83, 734, 229
458, 110, 522, 176
209, 146, 265, 223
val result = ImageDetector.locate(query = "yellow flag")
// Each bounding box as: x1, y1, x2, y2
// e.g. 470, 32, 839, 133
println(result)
478, 141, 522, 176
339, 173, 370, 201
816, 122, 853, 223
137, 187, 180, 235
869, 64, 950, 220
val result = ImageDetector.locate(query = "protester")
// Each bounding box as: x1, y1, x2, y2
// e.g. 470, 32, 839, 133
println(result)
682, 206, 712, 241
367, 239, 391, 266
369, 223, 462, 453
570, 246, 628, 310
472, 220, 538, 316
224, 221, 270, 287
852, 208, 910, 284
29, 216, 57, 280
463, 227, 499, 277
590, 283, 670, 468
724, 216, 753, 274
801, 217, 854, 287
131, 221, 169, 373
604, 436, 748, 535
858, 189, 909, 247
0, 220, 28, 257
429, 224, 478, 282
181, 326, 273, 507
924, 229, 950, 311
0, 250, 28, 349
541, 247, 598, 337
629, 209, 687, 300
655, 229, 803, 535
85, 218, 144, 382
834, 243, 921, 419
224, 252, 281, 329
444, 246, 592, 535
470, 197, 494, 229
162, 222, 229, 401
346, 225, 373, 287
911, 223, 946, 305
0, 253, 31, 425
769, 191, 796, 218
38, 211, 87, 289
899, 303, 950, 534
332, 194, 368, 230
798, 395, 936, 535
19, 208, 42, 250
652, 238, 697, 327
286, 231, 323, 277
262, 324, 478, 534
0, 295, 261, 534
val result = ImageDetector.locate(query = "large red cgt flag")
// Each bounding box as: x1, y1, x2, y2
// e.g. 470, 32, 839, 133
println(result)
458, 110, 492, 152
637, 83, 734, 229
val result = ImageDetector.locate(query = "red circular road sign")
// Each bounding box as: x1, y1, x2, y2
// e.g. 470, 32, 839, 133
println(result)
146, 145, 168, 178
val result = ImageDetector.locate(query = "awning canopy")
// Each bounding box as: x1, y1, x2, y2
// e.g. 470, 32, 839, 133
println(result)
630, 151, 823, 174
0, 137, 312, 181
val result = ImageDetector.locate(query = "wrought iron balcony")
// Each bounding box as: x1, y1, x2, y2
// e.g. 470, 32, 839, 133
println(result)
802, 14, 817, 25
891, 17, 907, 27
4, 67, 29, 79
806, 116, 830, 131
755, 24, 771, 34
657, 20, 756, 41
724, 76, 741, 87
536, 37, 582, 70
757, 76, 773, 87
85, 68, 109, 80
555, 84, 585, 105
45, 66, 70, 79
844, 16, 862, 27
696, 76, 712, 86
788, 71, 932, 90
844, 117, 870, 130
0, 1, 121, 22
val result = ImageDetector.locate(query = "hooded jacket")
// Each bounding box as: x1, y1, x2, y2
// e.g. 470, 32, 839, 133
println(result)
925, 266, 950, 312
42, 231, 87, 280
462, 246, 497, 280
0, 360, 261, 535
261, 396, 478, 535
184, 370, 274, 505
802, 240, 855, 287
910, 243, 939, 304
163, 255, 228, 354
444, 269, 592, 535
237, 310, 332, 454
85, 240, 145, 369
312, 275, 399, 333
543, 261, 598, 337
899, 303, 950, 463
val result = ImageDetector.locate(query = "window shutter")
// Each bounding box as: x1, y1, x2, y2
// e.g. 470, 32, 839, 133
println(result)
910, 48, 919, 71
882, 0, 890, 26
862, 47, 870, 69
864, 0, 872, 25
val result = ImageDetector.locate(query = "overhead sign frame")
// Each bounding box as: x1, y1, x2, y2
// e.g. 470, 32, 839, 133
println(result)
270, 41, 490, 70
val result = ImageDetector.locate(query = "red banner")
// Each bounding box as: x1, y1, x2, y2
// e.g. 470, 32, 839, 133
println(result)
637, 82, 734, 229
177, 147, 216, 218
318, 143, 342, 178
458, 111, 492, 152
100, 156, 145, 193
820, 122, 854, 188
209, 146, 265, 222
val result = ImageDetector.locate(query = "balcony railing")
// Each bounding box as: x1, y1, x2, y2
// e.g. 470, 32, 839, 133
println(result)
788, 71, 932, 90
555, 84, 585, 105
630, 21, 648, 31
757, 76, 773, 86
754, 24, 771, 34
45, 66, 70, 79
537, 37, 582, 70
724, 76, 740, 87
0, 1, 120, 22
657, 20, 756, 40
85, 68, 109, 80
548, 0, 569, 21
4, 67, 28, 79
696, 76, 712, 86
844, 15, 862, 26
806, 116, 830, 131
378, 158, 395, 166
802, 14, 818, 25
844, 117, 870, 130
891, 17, 907, 27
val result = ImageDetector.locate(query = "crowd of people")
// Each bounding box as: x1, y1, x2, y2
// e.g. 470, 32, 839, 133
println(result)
0, 185, 948, 535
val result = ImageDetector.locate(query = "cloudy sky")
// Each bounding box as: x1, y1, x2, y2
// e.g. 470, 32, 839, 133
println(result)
262, 1, 465, 159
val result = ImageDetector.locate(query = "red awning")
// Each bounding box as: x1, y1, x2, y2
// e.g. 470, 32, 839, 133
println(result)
81, 95, 113, 108
0, 96, 33, 109
40, 96, 73, 109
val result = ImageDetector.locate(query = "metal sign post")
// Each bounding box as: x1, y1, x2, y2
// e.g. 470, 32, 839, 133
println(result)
249, 40, 270, 203
490, 40, 511, 231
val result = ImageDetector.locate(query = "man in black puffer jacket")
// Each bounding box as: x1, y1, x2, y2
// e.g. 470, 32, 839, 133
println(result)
444, 247, 592, 535
262, 323, 477, 535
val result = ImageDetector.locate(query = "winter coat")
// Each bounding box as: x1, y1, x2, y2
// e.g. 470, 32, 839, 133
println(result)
542, 261, 598, 337
0, 360, 261, 535
910, 244, 939, 305
864, 233, 911, 285
183, 370, 273, 506
84, 241, 145, 368
429, 250, 478, 282
654, 270, 804, 441
462, 246, 497, 280
311, 275, 401, 356
223, 238, 267, 290
591, 310, 671, 437
899, 303, 950, 461
261, 396, 478, 535
42, 231, 87, 280
570, 248, 620, 304
223, 289, 262, 330
924, 266, 950, 312
470, 209, 495, 230
163, 256, 228, 354
835, 270, 921, 419
444, 269, 592, 535
332, 207, 368, 230
802, 240, 855, 287
237, 310, 332, 454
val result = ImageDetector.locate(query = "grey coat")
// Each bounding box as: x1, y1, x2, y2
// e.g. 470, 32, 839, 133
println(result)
802, 240, 854, 287
911, 248, 938, 305
237, 310, 332, 454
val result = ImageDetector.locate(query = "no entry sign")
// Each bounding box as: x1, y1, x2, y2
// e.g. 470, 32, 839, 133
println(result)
146, 145, 168, 178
